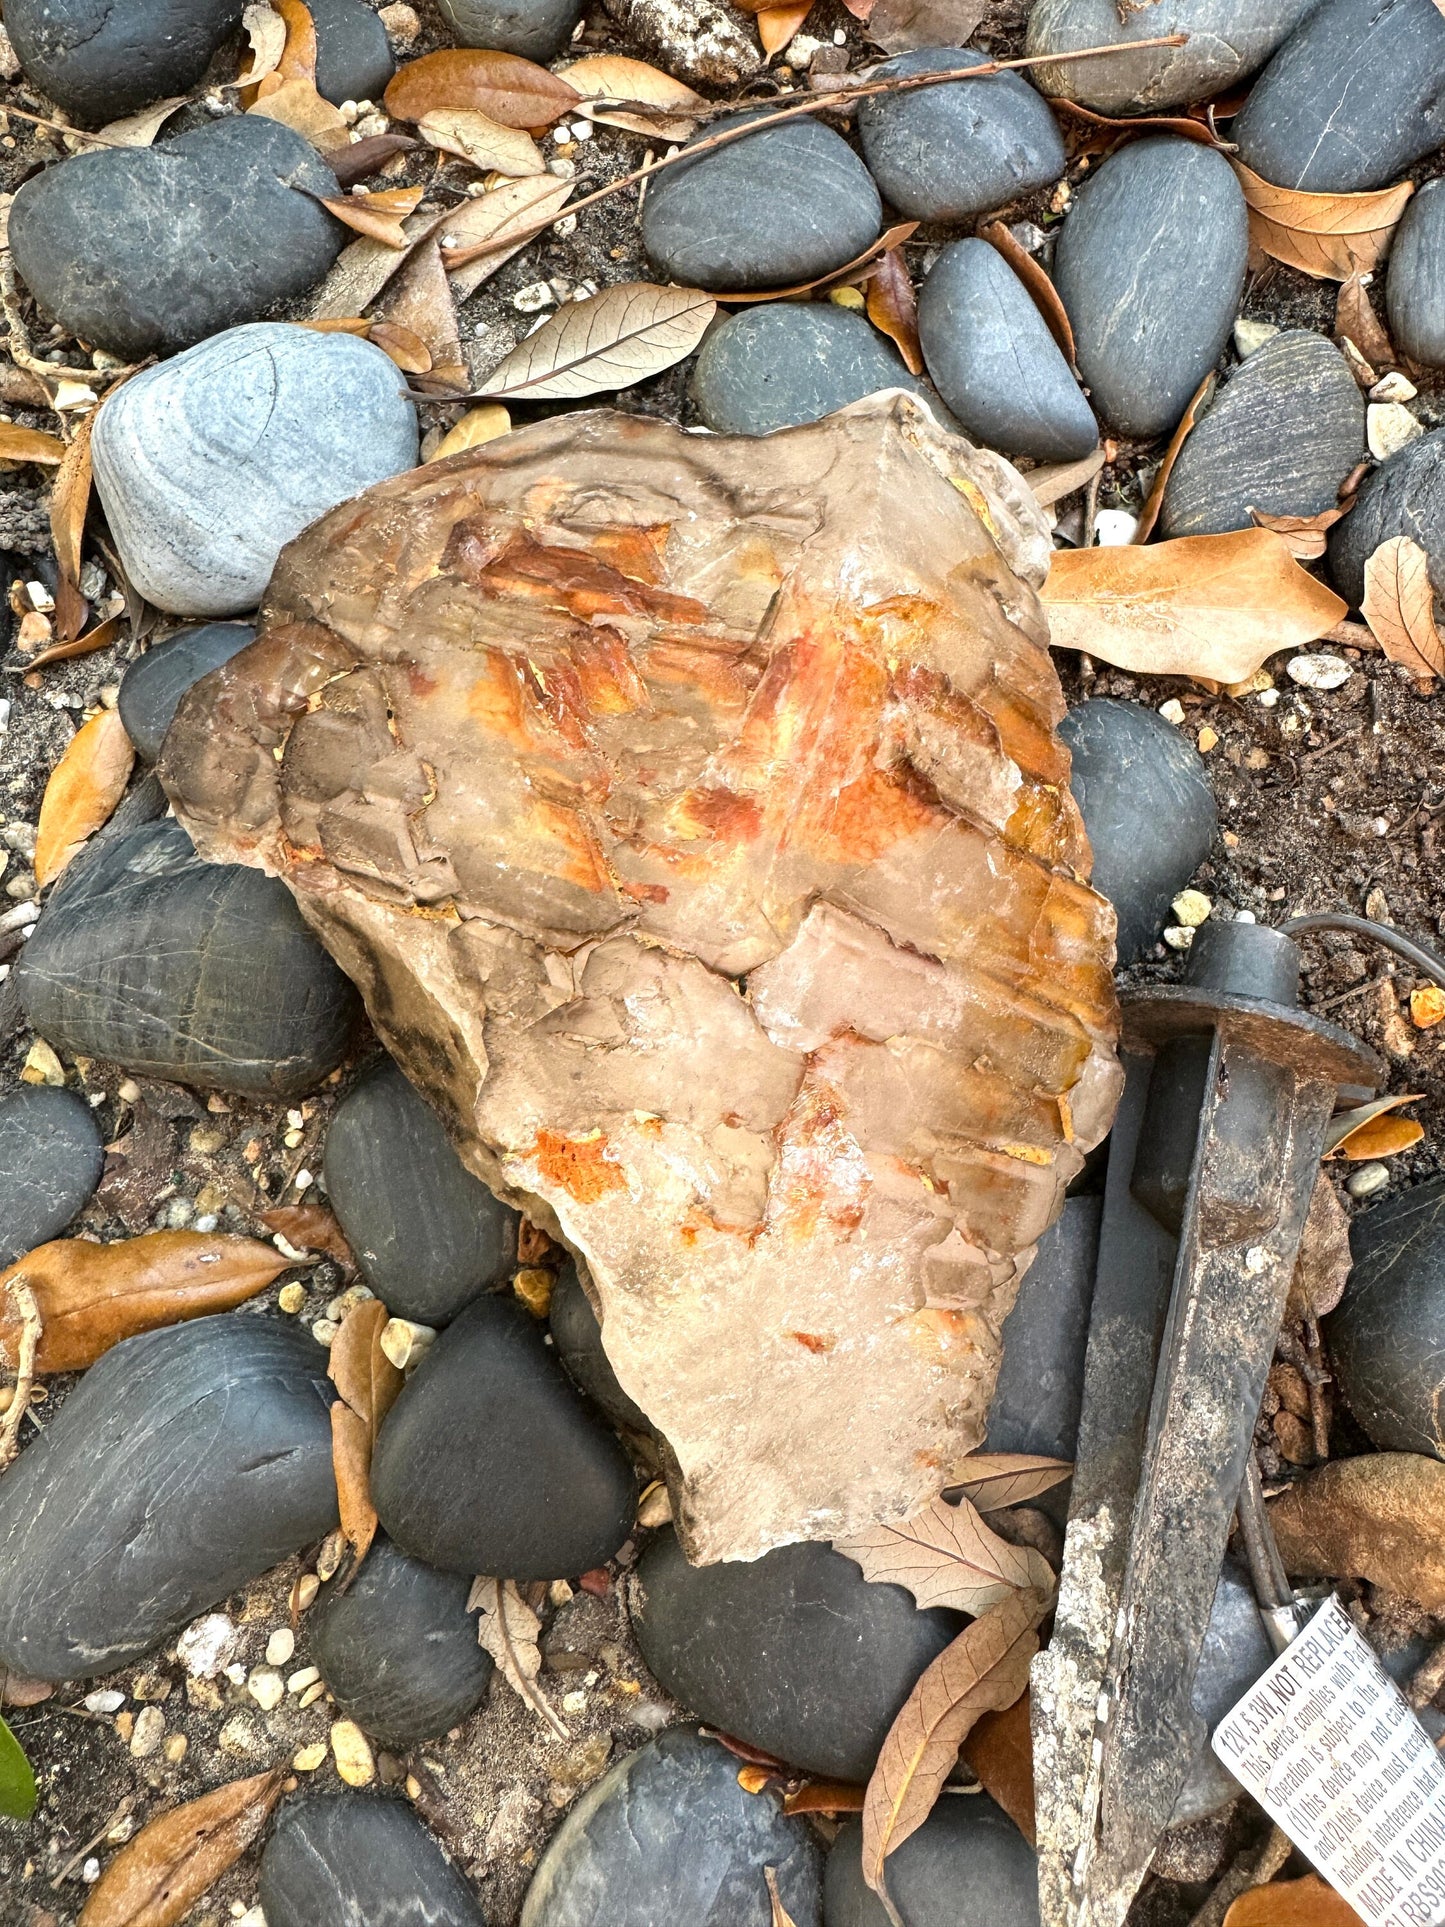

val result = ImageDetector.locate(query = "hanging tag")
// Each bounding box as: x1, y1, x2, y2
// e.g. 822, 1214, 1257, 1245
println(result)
1212, 1596, 1445, 1927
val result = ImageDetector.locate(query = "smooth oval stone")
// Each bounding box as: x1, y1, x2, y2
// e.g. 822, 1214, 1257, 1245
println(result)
15, 818, 359, 1097
857, 47, 1065, 223
1388, 179, 1445, 370
0, 1315, 336, 1679
986, 1194, 1101, 1464
691, 304, 922, 437
1327, 1176, 1445, 1457
521, 1727, 823, 1927
311, 0, 395, 104
1172, 1563, 1276, 1822
917, 239, 1097, 461
549, 1258, 650, 1432
5, 0, 241, 124
1232, 0, 1445, 193
10, 118, 343, 362
436, 0, 584, 57
823, 1799, 1038, 1927
261, 1795, 488, 1927
1329, 426, 1445, 609
371, 1293, 636, 1580
0, 1086, 104, 1266
1159, 330, 1364, 538
324, 1058, 518, 1326
642, 114, 881, 293
1059, 698, 1218, 964
118, 622, 256, 762
1024, 0, 1321, 115
311, 1535, 493, 1745
1052, 137, 1248, 439
91, 322, 419, 618
632, 1530, 960, 1781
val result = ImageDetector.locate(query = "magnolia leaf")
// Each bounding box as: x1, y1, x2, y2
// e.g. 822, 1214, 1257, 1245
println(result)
765, 1867, 799, 1927
77, 1769, 285, 1927
259, 1205, 353, 1267
332, 132, 420, 189
862, 1589, 1047, 1903
477, 282, 715, 400
1335, 272, 1396, 371
960, 1690, 1035, 1843
1222, 1874, 1367, 1927
1322, 1092, 1425, 1157
430, 403, 512, 461
34, 707, 135, 888
1248, 502, 1350, 561
385, 50, 580, 132
978, 220, 1075, 365
757, 0, 813, 52
1286, 1171, 1352, 1322
1268, 1455, 1445, 1614
834, 1492, 1053, 1616
950, 1454, 1073, 1513
97, 95, 187, 147
714, 220, 918, 305
865, 248, 922, 375
26, 613, 127, 671
1028, 447, 1105, 508
236, 1, 287, 86
0, 423, 66, 466
0, 1232, 288, 1373
1135, 370, 1215, 543
0, 1716, 36, 1821
417, 108, 545, 177
441, 175, 575, 294
328, 1298, 404, 1567
1040, 528, 1348, 685
469, 1576, 571, 1737
1231, 161, 1414, 282
273, 0, 319, 79
1361, 536, 1445, 686
563, 54, 702, 140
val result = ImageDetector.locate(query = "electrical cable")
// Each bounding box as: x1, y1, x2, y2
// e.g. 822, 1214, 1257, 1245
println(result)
1280, 911, 1445, 992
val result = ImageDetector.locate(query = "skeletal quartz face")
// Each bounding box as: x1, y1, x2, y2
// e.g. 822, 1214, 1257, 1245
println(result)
161, 393, 1122, 1564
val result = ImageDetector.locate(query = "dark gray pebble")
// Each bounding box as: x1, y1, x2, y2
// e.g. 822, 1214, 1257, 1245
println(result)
1172, 1564, 1276, 1822
372, 1293, 636, 1580
549, 1258, 649, 1433
1327, 1175, 1445, 1458
1059, 698, 1218, 964
1052, 136, 1248, 439
323, 1057, 518, 1326
823, 1798, 1038, 1927
632, 1529, 960, 1781
311, 1535, 493, 1746
1160, 331, 1364, 538
857, 47, 1065, 224
15, 818, 359, 1097
1025, 0, 1320, 116
436, 0, 584, 57
521, 1728, 822, 1927
1233, 0, 1445, 193
642, 114, 881, 293
0, 1086, 104, 1266
9, 117, 343, 361
0, 1315, 336, 1679
118, 623, 255, 763
986, 1194, 1101, 1466
4, 0, 241, 125
691, 303, 922, 437
1388, 179, 1445, 370
1329, 426, 1445, 611
311, 0, 395, 106
917, 239, 1097, 461
261, 1795, 488, 1927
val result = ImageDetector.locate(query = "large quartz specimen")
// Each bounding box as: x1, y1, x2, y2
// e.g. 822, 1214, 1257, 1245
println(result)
161, 393, 1121, 1564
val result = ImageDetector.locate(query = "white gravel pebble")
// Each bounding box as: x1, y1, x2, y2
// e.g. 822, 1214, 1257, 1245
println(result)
84, 1688, 124, 1713
1346, 1162, 1391, 1199
266, 1627, 295, 1667
177, 1611, 238, 1678
1094, 508, 1139, 546
1233, 318, 1279, 359
287, 1666, 321, 1694
247, 1668, 284, 1712
1171, 889, 1212, 928
129, 1705, 165, 1756
1158, 699, 1186, 725
1287, 654, 1352, 691
1367, 401, 1424, 461
1163, 925, 1195, 950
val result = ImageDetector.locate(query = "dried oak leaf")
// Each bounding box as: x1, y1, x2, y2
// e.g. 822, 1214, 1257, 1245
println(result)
318, 188, 419, 248
835, 1492, 1053, 1615
959, 1689, 1035, 1843
376, 238, 467, 392
429, 404, 511, 462
50, 409, 95, 594
417, 109, 545, 177
328, 1297, 404, 1567
237, 0, 287, 88
1135, 370, 1215, 543
765, 1867, 799, 1927
865, 0, 986, 53
1028, 448, 1105, 508
1231, 162, 1414, 282
0, 1232, 287, 1372
26, 613, 127, 672
1361, 536, 1445, 687
562, 55, 702, 141
1323, 1092, 1425, 1157
78, 1769, 285, 1927
34, 707, 135, 887
1285, 1171, 1351, 1322
978, 221, 1075, 366
1248, 503, 1350, 561
384, 50, 579, 132
260, 1204, 353, 1267
1223, 1875, 1366, 1927
475, 282, 716, 400
97, 96, 187, 148
1268, 1454, 1445, 1612
865, 248, 923, 376
950, 1454, 1072, 1513
1331, 1113, 1424, 1160
1049, 96, 1222, 156
468, 1576, 570, 1737
441, 176, 575, 294
782, 1780, 865, 1814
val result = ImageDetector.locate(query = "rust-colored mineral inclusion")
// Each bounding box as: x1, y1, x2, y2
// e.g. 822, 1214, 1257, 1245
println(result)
163, 393, 1121, 1564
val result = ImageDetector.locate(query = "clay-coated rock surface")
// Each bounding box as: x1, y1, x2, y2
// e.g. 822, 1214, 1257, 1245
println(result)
436, 0, 584, 56
1387, 179, 1445, 369
632, 1529, 961, 1781
521, 1728, 823, 1926
1329, 427, 1445, 610
823, 1799, 1038, 1927
118, 623, 257, 763
261, 1795, 489, 1927
691, 303, 922, 436
4, 0, 242, 124
371, 1293, 636, 1578
311, 0, 395, 104
10, 119, 343, 361
1328, 1176, 1445, 1457
93, 322, 418, 618
549, 1258, 650, 1433
1053, 137, 1247, 439
0, 1086, 104, 1266
1025, 0, 1321, 115
324, 1057, 519, 1326
14, 818, 359, 1096
0, 1315, 337, 1679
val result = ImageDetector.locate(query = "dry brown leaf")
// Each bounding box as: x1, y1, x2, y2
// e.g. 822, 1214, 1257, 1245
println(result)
1361, 536, 1445, 687
370, 320, 433, 373
1231, 161, 1414, 282
978, 220, 1075, 366
0, 423, 66, 466
1028, 447, 1105, 508
864, 0, 985, 51
959, 1690, 1035, 1843
259, 1204, 353, 1267
469, 1576, 571, 1737
1049, 95, 1223, 155
319, 193, 412, 248
384, 50, 580, 132
950, 1454, 1073, 1513
1135, 370, 1214, 543
237, 1, 287, 87
78, 1769, 285, 1927
563, 54, 702, 140
34, 707, 135, 888
836, 1492, 1053, 1615
248, 74, 350, 149
417, 108, 545, 177
714, 220, 919, 305
429, 403, 512, 461
308, 205, 450, 318
1335, 272, 1396, 371
97, 96, 187, 147
1285, 1171, 1352, 1322
765, 1867, 799, 1927
1322, 1091, 1425, 1157
1333, 1114, 1425, 1160
50, 411, 95, 593
1223, 1874, 1367, 1927
1268, 1454, 1445, 1613
1247, 502, 1351, 561
25, 613, 127, 671
782, 1780, 866, 1814
862, 1589, 1047, 1904
440, 176, 575, 294
757, 0, 813, 52
377, 236, 465, 388
331, 132, 419, 189
865, 248, 922, 375
1040, 528, 1348, 685
328, 1297, 404, 1567
476, 281, 715, 400
0, 1232, 288, 1373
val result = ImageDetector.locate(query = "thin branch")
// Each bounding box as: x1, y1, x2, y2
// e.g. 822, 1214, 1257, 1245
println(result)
0, 253, 115, 386
0, 1277, 41, 1471
1, 103, 137, 150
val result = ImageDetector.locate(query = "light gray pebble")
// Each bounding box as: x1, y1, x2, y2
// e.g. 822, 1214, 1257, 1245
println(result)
1024, 0, 1321, 115
1387, 179, 1445, 370
691, 303, 924, 436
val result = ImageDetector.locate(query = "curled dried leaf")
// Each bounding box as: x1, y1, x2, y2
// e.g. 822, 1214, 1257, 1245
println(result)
835, 1491, 1053, 1615
369, 320, 434, 374
782, 1780, 866, 1814
259, 1205, 353, 1267
1335, 272, 1396, 372
1134, 370, 1214, 543
319, 193, 412, 248
331, 133, 420, 189
1268, 1454, 1445, 1613
1247, 502, 1351, 561
1231, 161, 1414, 282
248, 73, 351, 149
50, 410, 96, 591
441, 175, 575, 295
563, 54, 703, 140
1028, 447, 1105, 508
377, 239, 465, 391
959, 1690, 1035, 1843
77, 1768, 285, 1927
328, 1298, 404, 1567
978, 220, 1074, 366
418, 108, 545, 177
756, 0, 813, 52
476, 282, 716, 400
1361, 536, 1445, 687
0, 424, 66, 466
1331, 1114, 1424, 1161
236, 1, 287, 87
385, 49, 580, 132
469, 1576, 570, 1737
97, 96, 187, 147
949, 1454, 1073, 1513
765, 1866, 799, 1927
34, 706, 135, 887
25, 613, 127, 671
713, 221, 918, 305
429, 403, 512, 461
1322, 1092, 1425, 1157
1049, 95, 1222, 155
864, 248, 922, 375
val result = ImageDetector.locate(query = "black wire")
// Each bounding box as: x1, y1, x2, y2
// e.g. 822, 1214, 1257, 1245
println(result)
1281, 912, 1445, 991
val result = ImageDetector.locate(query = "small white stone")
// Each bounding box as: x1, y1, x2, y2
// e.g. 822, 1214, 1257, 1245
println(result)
1346, 1161, 1390, 1199
248, 1667, 285, 1712
1256, 687, 1280, 708
1233, 318, 1279, 360
84, 1688, 125, 1714
1163, 925, 1195, 950
331, 1719, 376, 1786
266, 1627, 295, 1667
82, 1859, 101, 1884
225, 1661, 249, 1686
129, 1705, 165, 1756
287, 1666, 321, 1694
569, 119, 593, 141
1171, 889, 1212, 929
1094, 508, 1139, 546
547, 156, 576, 179
311, 1318, 340, 1347
1286, 654, 1352, 690
380, 1317, 436, 1371
1369, 370, 1417, 403
512, 281, 555, 313
236, 1908, 266, 1927
293, 1167, 313, 1191
561, 1689, 588, 1714
1234, 909, 1257, 924
1158, 699, 1186, 726
1368, 401, 1424, 461
177, 1611, 239, 1678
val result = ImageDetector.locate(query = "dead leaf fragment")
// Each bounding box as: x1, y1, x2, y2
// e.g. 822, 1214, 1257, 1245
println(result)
417, 108, 545, 177
77, 1769, 284, 1927
1248, 502, 1350, 561
25, 613, 127, 671
1335, 272, 1396, 371
249, 74, 350, 148
978, 220, 1075, 366
1028, 447, 1105, 508
1332, 1114, 1424, 1160
0, 1232, 288, 1373
864, 0, 986, 52
1285, 1171, 1351, 1321
1411, 987, 1445, 1030
440, 175, 574, 295
260, 1205, 353, 1267
765, 1867, 799, 1927
1040, 529, 1348, 685
865, 248, 922, 376
318, 192, 413, 248
1049, 96, 1223, 155
1223, 1874, 1367, 1927
949, 1454, 1073, 1513
756, 0, 813, 53
237, 1, 287, 87
376, 238, 466, 390
1361, 536, 1445, 687
429, 403, 511, 461
34, 707, 135, 888
328, 1298, 404, 1568
1323, 1092, 1425, 1157
1231, 161, 1414, 282
836, 1492, 1053, 1615
959, 1690, 1035, 1843
713, 220, 919, 305
97, 96, 187, 148
782, 1780, 866, 1814
384, 50, 579, 132
1135, 370, 1214, 543
1268, 1453, 1445, 1613
563, 54, 702, 140
469, 1576, 570, 1737
50, 409, 95, 595
476, 282, 715, 400
0, 424, 66, 466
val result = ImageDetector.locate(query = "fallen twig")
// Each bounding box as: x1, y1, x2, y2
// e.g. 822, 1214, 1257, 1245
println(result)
49, 1796, 135, 1888
0, 1276, 40, 1470
0, 253, 119, 387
